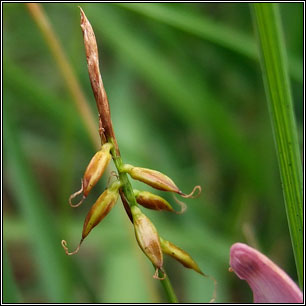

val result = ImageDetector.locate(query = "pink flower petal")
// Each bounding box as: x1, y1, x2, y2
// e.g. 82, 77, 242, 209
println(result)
230, 243, 303, 303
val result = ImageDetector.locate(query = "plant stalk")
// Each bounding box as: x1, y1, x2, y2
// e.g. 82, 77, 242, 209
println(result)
79, 8, 178, 302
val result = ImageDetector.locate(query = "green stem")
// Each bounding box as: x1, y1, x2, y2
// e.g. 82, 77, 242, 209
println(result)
109, 138, 179, 302
158, 268, 179, 303
252, 3, 303, 288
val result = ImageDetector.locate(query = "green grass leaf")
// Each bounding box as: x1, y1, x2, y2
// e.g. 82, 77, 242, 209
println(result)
252, 3, 303, 287
3, 101, 74, 302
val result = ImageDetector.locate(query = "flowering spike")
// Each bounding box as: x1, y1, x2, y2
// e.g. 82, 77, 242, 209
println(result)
230, 243, 303, 303
131, 206, 164, 277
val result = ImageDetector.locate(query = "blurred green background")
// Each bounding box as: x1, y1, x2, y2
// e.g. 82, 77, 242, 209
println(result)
3, 3, 303, 303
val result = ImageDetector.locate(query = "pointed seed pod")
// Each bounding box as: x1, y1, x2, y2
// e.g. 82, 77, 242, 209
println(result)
122, 164, 201, 198
82, 180, 121, 239
131, 206, 165, 279
134, 190, 186, 214
122, 164, 180, 193
159, 236, 205, 276
62, 180, 121, 256
69, 142, 113, 207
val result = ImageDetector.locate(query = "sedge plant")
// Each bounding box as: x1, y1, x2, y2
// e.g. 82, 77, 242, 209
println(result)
60, 8, 213, 303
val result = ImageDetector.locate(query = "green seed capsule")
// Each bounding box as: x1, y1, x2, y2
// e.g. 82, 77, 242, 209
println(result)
159, 237, 205, 276
82, 180, 121, 239
134, 190, 174, 212
131, 206, 164, 278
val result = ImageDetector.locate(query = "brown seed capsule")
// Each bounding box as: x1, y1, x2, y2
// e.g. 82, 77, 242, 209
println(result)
82, 143, 113, 196
131, 206, 165, 279
122, 164, 180, 193
69, 142, 113, 207
134, 190, 174, 212
62, 180, 121, 256
134, 190, 186, 214
159, 236, 205, 276
122, 164, 201, 199
82, 180, 121, 239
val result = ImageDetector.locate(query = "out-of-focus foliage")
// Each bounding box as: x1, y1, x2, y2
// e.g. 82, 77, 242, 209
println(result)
3, 3, 303, 303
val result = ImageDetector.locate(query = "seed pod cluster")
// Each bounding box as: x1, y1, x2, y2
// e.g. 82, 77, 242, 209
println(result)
62, 8, 206, 287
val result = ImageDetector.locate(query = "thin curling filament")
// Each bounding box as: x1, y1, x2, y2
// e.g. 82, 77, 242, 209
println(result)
69, 180, 85, 208
172, 194, 187, 214
61, 239, 83, 256
180, 185, 202, 199
153, 267, 166, 280
208, 274, 217, 303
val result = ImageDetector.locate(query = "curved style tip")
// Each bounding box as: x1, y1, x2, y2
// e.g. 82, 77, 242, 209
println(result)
172, 194, 187, 214
69, 180, 85, 208
61, 239, 82, 256
153, 267, 167, 280
208, 275, 218, 303
180, 185, 202, 199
